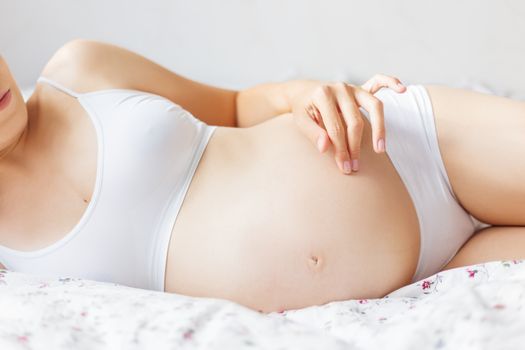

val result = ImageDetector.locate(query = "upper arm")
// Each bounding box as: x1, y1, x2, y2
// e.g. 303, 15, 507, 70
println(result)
41, 39, 238, 127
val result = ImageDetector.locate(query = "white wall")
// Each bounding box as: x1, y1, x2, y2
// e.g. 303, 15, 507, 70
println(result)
2, 0, 525, 98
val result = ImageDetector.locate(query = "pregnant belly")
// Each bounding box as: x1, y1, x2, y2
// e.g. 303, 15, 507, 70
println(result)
164, 113, 420, 313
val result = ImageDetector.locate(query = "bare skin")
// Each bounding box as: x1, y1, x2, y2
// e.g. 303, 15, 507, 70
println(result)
444, 226, 525, 270
425, 85, 525, 226
164, 113, 420, 312
0, 41, 524, 313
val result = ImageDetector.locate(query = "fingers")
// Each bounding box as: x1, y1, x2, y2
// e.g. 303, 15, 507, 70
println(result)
354, 88, 386, 154
361, 73, 406, 94
313, 85, 352, 174
358, 74, 405, 153
334, 83, 364, 171
294, 105, 330, 154
312, 107, 330, 153
293, 74, 402, 175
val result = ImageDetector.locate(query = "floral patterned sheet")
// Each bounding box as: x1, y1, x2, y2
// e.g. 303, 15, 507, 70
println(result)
1, 260, 524, 350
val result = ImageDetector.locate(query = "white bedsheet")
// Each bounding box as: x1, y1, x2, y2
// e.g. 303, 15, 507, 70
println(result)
1, 260, 525, 349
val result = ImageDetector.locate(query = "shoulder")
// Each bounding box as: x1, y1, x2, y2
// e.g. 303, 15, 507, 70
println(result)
40, 39, 116, 93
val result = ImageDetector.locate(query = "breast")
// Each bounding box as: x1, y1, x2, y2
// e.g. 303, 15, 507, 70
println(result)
165, 112, 420, 312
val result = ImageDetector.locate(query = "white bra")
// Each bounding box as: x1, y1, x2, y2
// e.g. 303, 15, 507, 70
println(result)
0, 77, 217, 291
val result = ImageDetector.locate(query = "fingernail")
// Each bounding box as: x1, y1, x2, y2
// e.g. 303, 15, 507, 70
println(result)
377, 138, 385, 152
351, 159, 359, 171
317, 136, 324, 152
343, 160, 352, 174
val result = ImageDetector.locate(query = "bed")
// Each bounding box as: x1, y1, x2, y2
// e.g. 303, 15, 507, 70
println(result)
1, 260, 524, 349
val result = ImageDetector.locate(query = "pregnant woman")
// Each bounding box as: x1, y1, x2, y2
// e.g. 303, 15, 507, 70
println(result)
0, 40, 523, 313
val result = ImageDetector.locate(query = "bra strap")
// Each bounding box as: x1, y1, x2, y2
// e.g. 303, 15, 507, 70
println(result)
37, 76, 81, 98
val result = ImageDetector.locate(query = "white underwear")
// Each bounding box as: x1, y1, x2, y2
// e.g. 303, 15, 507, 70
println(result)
362, 85, 491, 282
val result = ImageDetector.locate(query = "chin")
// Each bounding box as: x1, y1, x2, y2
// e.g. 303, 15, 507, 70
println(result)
0, 56, 26, 119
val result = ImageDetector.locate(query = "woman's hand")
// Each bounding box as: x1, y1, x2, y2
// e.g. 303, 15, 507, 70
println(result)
292, 74, 406, 175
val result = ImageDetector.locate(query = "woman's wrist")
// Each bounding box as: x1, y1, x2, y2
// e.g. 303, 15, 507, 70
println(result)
283, 79, 325, 111
235, 80, 296, 127
235, 79, 326, 128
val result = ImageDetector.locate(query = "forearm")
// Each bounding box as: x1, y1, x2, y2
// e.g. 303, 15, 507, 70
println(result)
235, 79, 322, 127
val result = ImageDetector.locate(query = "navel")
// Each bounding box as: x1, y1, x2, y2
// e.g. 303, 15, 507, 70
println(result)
307, 254, 323, 271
